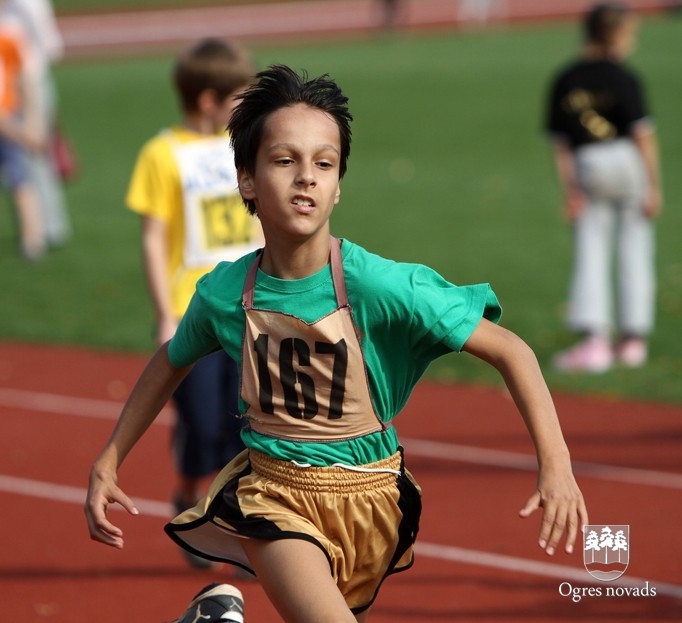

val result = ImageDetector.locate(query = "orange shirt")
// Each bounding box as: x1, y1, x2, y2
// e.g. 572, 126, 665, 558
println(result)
0, 28, 25, 115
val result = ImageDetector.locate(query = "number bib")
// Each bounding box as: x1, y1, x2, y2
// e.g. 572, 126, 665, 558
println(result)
172, 135, 260, 268
240, 238, 385, 442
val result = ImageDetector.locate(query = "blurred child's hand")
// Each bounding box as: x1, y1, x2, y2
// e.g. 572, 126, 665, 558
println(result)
643, 185, 663, 219
564, 187, 587, 221
21, 129, 48, 155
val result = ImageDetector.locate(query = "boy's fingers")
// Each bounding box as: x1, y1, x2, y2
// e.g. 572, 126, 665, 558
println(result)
520, 483, 588, 555
92, 521, 124, 547
544, 503, 570, 556
84, 488, 139, 548
85, 502, 124, 547
545, 496, 587, 555
518, 491, 541, 518
564, 496, 589, 554
563, 494, 589, 554
563, 506, 579, 554
519, 491, 562, 553
110, 489, 140, 517
538, 503, 559, 554
579, 497, 589, 534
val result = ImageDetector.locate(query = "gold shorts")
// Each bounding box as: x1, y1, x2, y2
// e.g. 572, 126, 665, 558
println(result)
166, 448, 422, 612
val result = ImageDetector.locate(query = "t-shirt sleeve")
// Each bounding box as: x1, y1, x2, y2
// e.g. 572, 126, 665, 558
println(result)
354, 259, 503, 416
544, 69, 568, 138
167, 275, 221, 368
125, 136, 176, 221
621, 70, 648, 127
408, 266, 502, 354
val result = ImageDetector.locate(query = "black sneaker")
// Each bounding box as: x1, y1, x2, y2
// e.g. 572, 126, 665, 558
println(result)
173, 583, 244, 623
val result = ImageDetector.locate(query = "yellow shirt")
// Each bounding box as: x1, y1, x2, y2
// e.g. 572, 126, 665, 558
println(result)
126, 126, 261, 318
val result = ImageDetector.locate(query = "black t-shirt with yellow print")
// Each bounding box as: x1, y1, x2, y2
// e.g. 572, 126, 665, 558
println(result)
545, 59, 649, 149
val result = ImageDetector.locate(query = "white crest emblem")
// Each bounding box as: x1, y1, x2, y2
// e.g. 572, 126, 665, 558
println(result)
583, 524, 629, 581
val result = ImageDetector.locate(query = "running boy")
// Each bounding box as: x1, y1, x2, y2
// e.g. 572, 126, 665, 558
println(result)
86, 65, 588, 622
125, 38, 261, 567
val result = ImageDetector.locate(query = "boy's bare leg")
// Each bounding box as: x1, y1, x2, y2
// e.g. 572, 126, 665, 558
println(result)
242, 538, 359, 623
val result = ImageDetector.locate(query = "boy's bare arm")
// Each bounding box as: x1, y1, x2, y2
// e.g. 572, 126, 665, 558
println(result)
550, 138, 584, 221
631, 125, 663, 219
0, 113, 43, 153
462, 319, 588, 555
141, 216, 177, 345
84, 343, 192, 548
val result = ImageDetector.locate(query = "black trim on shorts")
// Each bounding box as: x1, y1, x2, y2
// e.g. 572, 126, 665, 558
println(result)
164, 454, 335, 575
351, 449, 422, 614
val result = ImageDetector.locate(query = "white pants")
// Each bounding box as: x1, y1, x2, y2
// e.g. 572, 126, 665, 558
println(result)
31, 70, 71, 247
567, 139, 655, 337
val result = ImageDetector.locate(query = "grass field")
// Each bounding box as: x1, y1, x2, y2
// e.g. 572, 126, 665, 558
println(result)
1, 15, 681, 403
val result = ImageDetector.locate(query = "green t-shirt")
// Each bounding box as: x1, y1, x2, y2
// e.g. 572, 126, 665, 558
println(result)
169, 239, 502, 465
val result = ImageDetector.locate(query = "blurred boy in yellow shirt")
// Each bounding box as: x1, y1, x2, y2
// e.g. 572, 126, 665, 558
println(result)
126, 38, 261, 568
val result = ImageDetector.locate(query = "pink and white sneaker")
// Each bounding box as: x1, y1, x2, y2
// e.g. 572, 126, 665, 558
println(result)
615, 338, 648, 368
553, 336, 613, 373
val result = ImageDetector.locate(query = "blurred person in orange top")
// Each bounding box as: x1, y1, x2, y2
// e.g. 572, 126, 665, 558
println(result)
4, 0, 72, 248
0, 4, 46, 260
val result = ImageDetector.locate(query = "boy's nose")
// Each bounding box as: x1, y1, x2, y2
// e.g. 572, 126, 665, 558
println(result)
296, 164, 316, 187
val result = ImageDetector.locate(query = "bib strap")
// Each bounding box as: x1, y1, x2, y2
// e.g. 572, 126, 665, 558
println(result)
242, 237, 347, 309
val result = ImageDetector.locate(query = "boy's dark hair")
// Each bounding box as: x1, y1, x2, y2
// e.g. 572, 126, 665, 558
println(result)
584, 3, 630, 46
173, 38, 254, 113
229, 64, 353, 215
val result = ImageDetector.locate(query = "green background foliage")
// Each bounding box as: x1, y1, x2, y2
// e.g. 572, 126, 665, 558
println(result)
2, 12, 680, 402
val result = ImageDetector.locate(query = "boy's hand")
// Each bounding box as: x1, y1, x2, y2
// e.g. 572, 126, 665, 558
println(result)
643, 185, 663, 219
84, 466, 139, 548
563, 187, 586, 221
518, 464, 588, 556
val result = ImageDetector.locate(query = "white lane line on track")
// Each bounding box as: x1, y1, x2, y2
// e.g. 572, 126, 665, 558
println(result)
2, 387, 681, 489
401, 438, 682, 490
0, 474, 173, 518
1, 473, 681, 600
0, 387, 173, 424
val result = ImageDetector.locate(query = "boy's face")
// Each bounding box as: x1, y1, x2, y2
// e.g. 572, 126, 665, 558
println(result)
238, 103, 341, 243
612, 16, 638, 59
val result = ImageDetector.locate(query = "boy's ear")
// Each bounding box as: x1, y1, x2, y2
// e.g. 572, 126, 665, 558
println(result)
238, 170, 255, 199
334, 184, 341, 205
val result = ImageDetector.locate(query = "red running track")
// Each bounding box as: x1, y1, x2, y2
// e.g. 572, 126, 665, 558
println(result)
1, 341, 681, 621
56, 0, 674, 58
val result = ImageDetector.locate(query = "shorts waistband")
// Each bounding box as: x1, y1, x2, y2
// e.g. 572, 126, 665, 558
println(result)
249, 449, 402, 493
